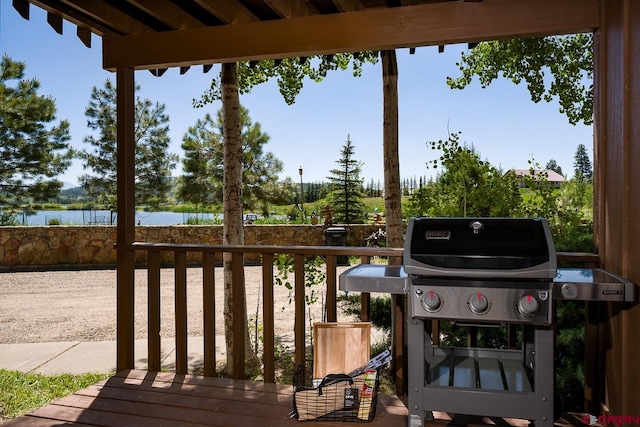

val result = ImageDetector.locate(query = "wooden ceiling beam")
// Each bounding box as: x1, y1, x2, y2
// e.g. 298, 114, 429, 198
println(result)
46, 10, 63, 34
127, 0, 206, 30
76, 26, 92, 47
13, 0, 30, 20
58, 0, 156, 34
103, 0, 599, 71
192, 0, 259, 24
331, 0, 365, 13
27, 0, 120, 36
263, 0, 313, 18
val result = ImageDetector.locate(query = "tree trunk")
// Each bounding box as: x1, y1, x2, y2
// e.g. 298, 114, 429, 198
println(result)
382, 50, 403, 249
382, 49, 405, 397
221, 62, 250, 375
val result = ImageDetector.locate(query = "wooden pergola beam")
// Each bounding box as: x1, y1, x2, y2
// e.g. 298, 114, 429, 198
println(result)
103, 0, 599, 71
27, 0, 122, 37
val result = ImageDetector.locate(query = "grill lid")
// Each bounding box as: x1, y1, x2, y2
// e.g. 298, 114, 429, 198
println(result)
403, 217, 557, 279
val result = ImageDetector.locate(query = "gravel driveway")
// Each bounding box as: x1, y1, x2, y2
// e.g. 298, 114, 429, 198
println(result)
0, 267, 352, 345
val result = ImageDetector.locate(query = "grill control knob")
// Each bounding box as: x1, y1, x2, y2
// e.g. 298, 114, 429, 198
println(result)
468, 293, 489, 314
421, 290, 442, 312
517, 294, 540, 317
560, 283, 578, 299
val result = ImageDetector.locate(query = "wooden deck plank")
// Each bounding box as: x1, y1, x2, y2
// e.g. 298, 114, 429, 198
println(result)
49, 392, 289, 426
2, 418, 94, 426
114, 369, 292, 392
17, 404, 203, 427
69, 384, 292, 420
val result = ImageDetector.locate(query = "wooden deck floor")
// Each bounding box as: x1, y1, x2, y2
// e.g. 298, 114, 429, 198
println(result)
3, 370, 591, 427
3, 370, 407, 426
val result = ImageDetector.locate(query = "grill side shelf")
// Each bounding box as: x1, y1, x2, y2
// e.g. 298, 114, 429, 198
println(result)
554, 268, 636, 302
338, 264, 408, 294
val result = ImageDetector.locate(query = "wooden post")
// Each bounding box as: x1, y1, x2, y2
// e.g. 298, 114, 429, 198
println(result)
594, 0, 640, 416
116, 67, 136, 372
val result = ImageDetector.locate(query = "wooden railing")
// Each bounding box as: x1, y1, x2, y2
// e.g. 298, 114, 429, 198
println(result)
123, 242, 599, 400
128, 243, 403, 380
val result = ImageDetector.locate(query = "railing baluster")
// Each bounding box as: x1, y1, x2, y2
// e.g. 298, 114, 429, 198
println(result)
175, 250, 188, 374
360, 256, 371, 322
262, 254, 275, 383
326, 255, 337, 322
231, 252, 245, 379
147, 250, 161, 372
203, 252, 216, 377
294, 254, 306, 368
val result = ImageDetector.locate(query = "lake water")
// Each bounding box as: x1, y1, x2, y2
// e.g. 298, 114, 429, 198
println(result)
11, 210, 222, 226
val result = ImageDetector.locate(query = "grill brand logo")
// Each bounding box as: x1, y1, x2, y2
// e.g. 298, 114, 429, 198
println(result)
582, 414, 640, 425
469, 220, 484, 234
538, 290, 549, 301
425, 230, 451, 240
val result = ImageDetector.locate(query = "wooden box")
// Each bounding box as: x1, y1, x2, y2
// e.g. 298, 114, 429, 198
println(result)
313, 322, 371, 378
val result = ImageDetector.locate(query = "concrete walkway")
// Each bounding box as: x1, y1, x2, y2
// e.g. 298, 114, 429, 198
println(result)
0, 336, 226, 375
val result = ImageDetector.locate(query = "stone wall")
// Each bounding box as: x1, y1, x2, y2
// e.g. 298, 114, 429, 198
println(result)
0, 224, 387, 270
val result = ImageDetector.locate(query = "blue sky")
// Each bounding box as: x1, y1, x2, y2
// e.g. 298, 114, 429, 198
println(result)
1, 3, 593, 187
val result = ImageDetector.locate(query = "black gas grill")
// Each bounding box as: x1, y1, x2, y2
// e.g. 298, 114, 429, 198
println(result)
405, 218, 557, 427
339, 217, 635, 427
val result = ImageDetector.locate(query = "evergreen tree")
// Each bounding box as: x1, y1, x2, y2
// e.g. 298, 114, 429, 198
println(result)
78, 80, 177, 211
546, 159, 564, 176
177, 114, 219, 209
573, 143, 593, 183
0, 55, 72, 208
326, 135, 367, 224
178, 107, 283, 213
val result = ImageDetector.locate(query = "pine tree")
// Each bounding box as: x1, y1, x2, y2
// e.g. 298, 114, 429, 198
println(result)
546, 159, 564, 176
0, 56, 72, 208
177, 114, 219, 208
78, 79, 177, 211
178, 107, 282, 213
326, 135, 367, 224
573, 144, 593, 183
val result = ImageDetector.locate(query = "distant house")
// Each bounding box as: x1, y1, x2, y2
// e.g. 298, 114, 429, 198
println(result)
506, 169, 566, 188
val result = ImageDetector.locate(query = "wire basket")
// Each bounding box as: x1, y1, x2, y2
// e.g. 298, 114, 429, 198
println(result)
291, 364, 380, 422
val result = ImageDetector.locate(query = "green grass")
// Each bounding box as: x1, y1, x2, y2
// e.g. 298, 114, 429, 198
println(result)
0, 370, 112, 421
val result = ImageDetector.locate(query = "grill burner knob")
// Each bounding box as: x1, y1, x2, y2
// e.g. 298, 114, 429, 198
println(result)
468, 293, 489, 314
517, 294, 540, 317
421, 290, 442, 312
